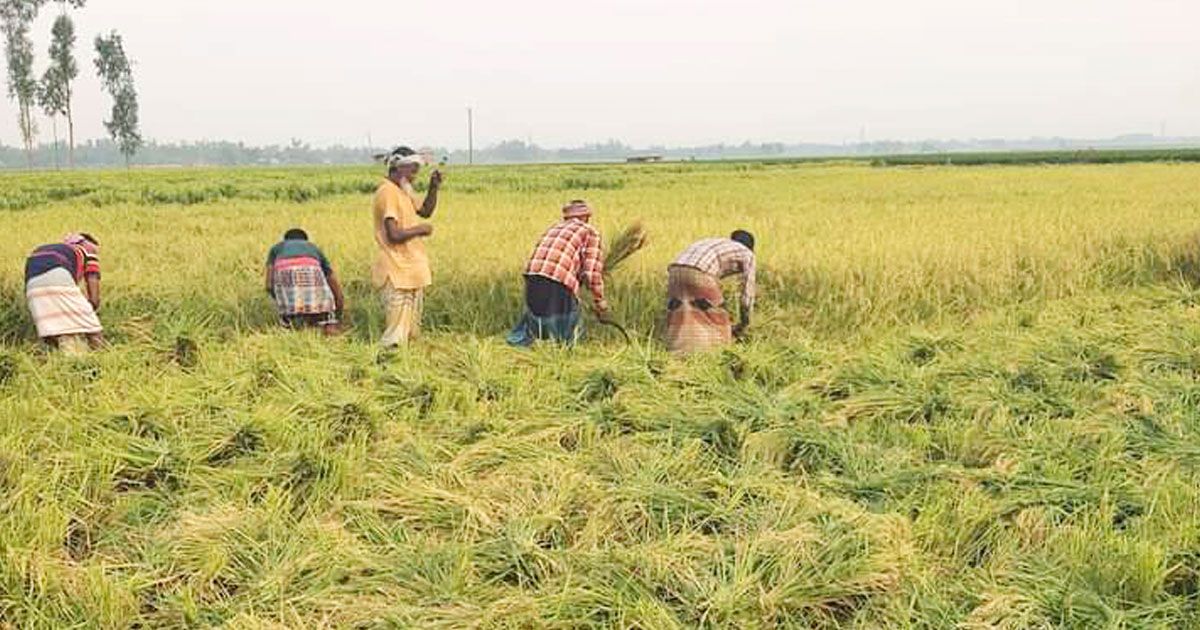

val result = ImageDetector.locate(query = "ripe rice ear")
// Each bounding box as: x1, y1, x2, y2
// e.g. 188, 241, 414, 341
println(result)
604, 221, 647, 275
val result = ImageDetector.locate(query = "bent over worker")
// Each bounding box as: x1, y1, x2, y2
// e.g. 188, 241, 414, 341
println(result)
372, 146, 442, 347
24, 233, 104, 353
507, 200, 611, 346
265, 228, 345, 335
665, 230, 756, 354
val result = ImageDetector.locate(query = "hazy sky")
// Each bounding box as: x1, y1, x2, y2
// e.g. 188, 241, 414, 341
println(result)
1, 0, 1197, 148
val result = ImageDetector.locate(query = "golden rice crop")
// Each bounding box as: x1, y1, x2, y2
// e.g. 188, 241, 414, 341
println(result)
1, 161, 1200, 627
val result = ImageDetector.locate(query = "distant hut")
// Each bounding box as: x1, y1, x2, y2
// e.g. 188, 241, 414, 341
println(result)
626, 155, 664, 164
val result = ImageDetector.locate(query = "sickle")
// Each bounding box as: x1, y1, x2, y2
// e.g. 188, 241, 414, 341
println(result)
598, 319, 633, 344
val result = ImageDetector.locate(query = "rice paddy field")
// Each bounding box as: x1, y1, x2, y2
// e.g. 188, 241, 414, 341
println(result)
3, 160, 1200, 627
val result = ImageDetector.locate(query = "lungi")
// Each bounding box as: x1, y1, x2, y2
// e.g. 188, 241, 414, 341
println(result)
507, 275, 580, 347
272, 262, 336, 325
665, 265, 732, 355
380, 285, 424, 347
25, 268, 103, 339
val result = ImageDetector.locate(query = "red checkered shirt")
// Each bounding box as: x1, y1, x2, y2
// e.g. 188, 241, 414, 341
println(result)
524, 219, 606, 303
671, 238, 757, 315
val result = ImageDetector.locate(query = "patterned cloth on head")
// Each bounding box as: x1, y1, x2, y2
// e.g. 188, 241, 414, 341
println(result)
380, 285, 424, 347
665, 265, 732, 355
671, 237, 756, 317
63, 233, 95, 248
507, 275, 581, 347
561, 200, 592, 220
523, 218, 606, 303
267, 240, 336, 320
25, 267, 102, 340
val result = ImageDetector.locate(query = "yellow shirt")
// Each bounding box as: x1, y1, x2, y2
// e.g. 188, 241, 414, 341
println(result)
372, 179, 432, 289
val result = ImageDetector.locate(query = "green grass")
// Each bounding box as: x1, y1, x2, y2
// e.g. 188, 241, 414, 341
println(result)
2, 161, 1200, 627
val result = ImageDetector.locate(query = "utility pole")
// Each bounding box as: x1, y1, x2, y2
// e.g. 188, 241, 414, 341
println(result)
467, 107, 474, 165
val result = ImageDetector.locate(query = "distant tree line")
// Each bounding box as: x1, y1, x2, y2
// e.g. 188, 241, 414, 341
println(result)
2, 0, 140, 169
0, 138, 800, 168
0, 138, 380, 168
2, 135, 1199, 170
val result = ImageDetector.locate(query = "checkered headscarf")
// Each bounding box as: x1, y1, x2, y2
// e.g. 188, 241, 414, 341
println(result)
562, 200, 592, 219
64, 233, 98, 255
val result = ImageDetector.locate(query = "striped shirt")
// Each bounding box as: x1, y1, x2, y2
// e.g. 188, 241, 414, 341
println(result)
25, 243, 100, 283
671, 238, 756, 315
524, 219, 606, 303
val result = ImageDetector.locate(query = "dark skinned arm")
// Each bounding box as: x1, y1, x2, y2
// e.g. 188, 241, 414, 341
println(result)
736, 297, 751, 332
733, 313, 750, 340
384, 217, 433, 245
733, 261, 755, 340
418, 171, 442, 219
85, 273, 101, 312
265, 264, 274, 297
326, 270, 345, 317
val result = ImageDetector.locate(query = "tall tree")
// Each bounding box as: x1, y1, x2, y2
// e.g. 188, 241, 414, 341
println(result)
94, 31, 141, 167
37, 62, 61, 168
2, 0, 39, 168
40, 12, 77, 167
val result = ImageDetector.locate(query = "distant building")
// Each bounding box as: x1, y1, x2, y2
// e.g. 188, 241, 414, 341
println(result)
626, 155, 664, 163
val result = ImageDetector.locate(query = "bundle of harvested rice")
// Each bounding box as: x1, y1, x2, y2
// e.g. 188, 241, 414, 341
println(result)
604, 221, 648, 275
596, 221, 648, 343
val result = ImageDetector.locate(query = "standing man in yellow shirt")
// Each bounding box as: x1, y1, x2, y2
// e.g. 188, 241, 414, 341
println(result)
372, 146, 443, 347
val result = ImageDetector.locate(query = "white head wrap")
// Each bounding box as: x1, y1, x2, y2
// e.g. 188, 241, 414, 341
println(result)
384, 150, 425, 170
